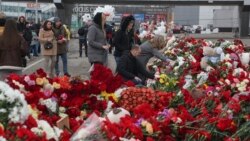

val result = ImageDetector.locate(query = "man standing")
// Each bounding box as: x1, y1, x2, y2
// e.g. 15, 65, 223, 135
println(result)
78, 20, 91, 57
53, 18, 70, 77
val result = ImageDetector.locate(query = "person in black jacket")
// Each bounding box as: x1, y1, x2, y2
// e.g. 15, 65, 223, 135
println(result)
78, 20, 91, 57
114, 15, 135, 65
23, 23, 33, 58
117, 45, 154, 85
17, 16, 27, 35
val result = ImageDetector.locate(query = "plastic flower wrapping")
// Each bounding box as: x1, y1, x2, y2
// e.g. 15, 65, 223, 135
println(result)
1, 38, 250, 140
93, 5, 115, 21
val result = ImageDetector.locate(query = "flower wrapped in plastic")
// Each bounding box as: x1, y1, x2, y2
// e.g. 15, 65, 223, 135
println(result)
93, 5, 115, 21
70, 113, 106, 141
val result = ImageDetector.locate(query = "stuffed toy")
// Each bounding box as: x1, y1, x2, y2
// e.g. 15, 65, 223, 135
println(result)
200, 47, 224, 71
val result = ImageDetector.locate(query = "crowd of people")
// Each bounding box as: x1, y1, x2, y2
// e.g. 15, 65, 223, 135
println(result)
78, 12, 172, 85
0, 11, 172, 85
0, 12, 71, 79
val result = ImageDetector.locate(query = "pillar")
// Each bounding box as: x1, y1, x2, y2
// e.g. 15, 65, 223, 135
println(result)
239, 6, 250, 37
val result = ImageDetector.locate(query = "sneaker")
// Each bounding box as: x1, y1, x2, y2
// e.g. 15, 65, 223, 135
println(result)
64, 73, 71, 77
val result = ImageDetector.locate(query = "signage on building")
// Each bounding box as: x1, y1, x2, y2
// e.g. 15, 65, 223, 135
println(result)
134, 14, 145, 21
27, 3, 40, 9
72, 5, 97, 16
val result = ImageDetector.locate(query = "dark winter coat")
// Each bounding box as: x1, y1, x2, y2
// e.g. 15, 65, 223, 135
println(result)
0, 35, 28, 67
53, 25, 67, 54
117, 51, 154, 81
114, 15, 135, 57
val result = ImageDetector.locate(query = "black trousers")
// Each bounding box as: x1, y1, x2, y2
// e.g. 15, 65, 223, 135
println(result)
79, 39, 88, 57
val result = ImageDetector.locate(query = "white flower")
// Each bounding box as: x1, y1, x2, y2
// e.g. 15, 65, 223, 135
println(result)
0, 109, 6, 113
236, 82, 247, 92
183, 75, 193, 89
0, 136, 7, 141
233, 68, 244, 76
59, 107, 66, 113
114, 88, 127, 98
32, 120, 61, 141
176, 117, 182, 124
225, 79, 231, 85
197, 72, 208, 85
40, 98, 57, 113
119, 137, 141, 141
223, 54, 231, 61
0, 81, 29, 124
225, 62, 232, 68
188, 55, 197, 62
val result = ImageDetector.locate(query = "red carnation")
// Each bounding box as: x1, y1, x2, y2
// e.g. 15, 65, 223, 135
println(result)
24, 115, 38, 129
216, 118, 233, 131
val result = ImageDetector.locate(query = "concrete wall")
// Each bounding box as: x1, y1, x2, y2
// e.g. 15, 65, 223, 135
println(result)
173, 6, 199, 25
199, 6, 222, 28
213, 6, 239, 28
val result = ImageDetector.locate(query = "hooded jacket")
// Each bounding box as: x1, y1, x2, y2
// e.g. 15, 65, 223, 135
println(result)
114, 15, 135, 57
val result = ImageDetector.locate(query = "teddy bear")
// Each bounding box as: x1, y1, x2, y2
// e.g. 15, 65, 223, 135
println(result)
200, 46, 224, 71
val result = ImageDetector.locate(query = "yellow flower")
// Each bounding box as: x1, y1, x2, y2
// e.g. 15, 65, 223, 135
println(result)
43, 78, 49, 85
36, 78, 44, 85
160, 74, 167, 79
146, 123, 153, 134
141, 120, 148, 127
165, 82, 169, 86
53, 82, 61, 89
28, 105, 40, 119
101, 91, 118, 102
159, 79, 164, 84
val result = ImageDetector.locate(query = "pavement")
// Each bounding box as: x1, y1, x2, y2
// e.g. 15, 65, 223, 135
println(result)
22, 33, 250, 78
22, 39, 117, 79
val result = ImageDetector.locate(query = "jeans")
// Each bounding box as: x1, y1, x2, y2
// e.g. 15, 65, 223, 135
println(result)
55, 53, 68, 75
30, 43, 39, 56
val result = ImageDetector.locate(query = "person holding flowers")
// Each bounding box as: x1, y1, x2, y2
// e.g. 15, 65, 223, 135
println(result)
117, 45, 154, 85
137, 34, 171, 69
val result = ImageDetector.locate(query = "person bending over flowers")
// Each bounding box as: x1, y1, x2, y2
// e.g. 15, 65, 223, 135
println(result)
136, 34, 172, 69
117, 45, 154, 85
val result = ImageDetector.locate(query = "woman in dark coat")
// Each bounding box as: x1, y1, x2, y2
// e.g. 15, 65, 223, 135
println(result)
114, 15, 135, 65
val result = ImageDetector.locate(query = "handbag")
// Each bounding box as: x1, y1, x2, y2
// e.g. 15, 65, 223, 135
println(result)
44, 41, 53, 50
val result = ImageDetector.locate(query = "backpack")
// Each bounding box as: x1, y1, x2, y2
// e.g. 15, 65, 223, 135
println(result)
78, 27, 85, 36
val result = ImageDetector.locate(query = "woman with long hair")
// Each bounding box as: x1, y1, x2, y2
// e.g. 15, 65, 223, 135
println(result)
38, 20, 57, 78
0, 19, 28, 67
0, 19, 28, 80
87, 12, 110, 66
114, 15, 135, 65
136, 35, 171, 69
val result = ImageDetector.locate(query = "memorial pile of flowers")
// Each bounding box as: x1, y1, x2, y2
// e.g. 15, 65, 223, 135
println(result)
0, 37, 250, 141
